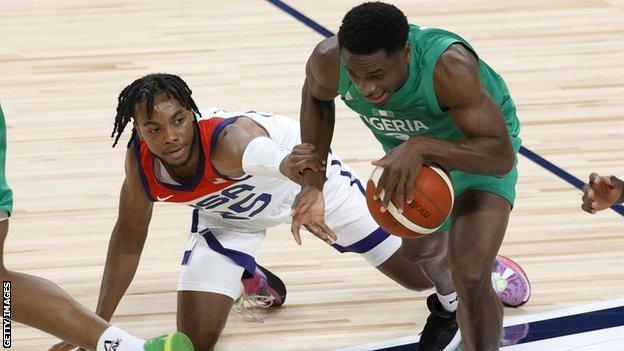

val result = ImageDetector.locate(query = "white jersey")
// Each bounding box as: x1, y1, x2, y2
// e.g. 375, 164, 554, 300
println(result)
194, 108, 303, 231
135, 108, 403, 299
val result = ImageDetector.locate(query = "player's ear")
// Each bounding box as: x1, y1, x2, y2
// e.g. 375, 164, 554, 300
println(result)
402, 43, 411, 62
132, 120, 143, 139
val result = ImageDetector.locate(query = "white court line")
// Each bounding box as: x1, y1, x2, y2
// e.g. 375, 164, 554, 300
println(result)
503, 298, 624, 326
332, 334, 421, 351
503, 325, 624, 351
331, 298, 624, 351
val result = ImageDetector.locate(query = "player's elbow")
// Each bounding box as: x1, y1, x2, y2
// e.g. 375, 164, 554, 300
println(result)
493, 149, 515, 176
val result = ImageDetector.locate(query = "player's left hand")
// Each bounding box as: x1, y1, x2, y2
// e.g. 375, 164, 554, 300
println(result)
48, 341, 83, 351
291, 186, 337, 245
371, 137, 424, 213
581, 173, 624, 214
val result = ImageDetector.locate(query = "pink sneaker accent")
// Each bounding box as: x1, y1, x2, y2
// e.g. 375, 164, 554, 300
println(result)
241, 265, 286, 307
492, 255, 531, 307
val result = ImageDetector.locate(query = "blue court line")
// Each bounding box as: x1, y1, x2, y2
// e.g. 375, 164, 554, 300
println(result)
265, 0, 624, 217
374, 304, 624, 350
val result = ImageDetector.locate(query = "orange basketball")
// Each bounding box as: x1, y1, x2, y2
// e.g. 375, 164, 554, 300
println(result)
366, 165, 454, 238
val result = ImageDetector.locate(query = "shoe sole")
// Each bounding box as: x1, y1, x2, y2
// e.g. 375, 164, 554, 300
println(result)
257, 264, 287, 306
164, 332, 194, 351
497, 255, 531, 307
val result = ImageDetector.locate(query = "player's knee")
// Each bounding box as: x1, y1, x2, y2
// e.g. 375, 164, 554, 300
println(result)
450, 264, 490, 298
403, 278, 434, 292
400, 240, 446, 264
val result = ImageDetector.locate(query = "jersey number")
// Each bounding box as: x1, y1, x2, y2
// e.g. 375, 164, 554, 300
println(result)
194, 184, 272, 220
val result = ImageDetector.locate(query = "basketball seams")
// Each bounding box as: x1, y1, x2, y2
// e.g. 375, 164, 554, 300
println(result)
428, 166, 455, 212
367, 165, 453, 236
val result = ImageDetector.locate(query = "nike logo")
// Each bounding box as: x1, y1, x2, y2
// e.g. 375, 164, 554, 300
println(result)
104, 339, 121, 351
213, 177, 227, 184
156, 194, 174, 201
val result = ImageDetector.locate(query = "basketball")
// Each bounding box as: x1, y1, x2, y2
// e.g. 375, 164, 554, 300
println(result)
366, 165, 454, 238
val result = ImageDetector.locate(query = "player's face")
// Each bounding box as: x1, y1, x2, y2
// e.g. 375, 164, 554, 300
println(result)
133, 94, 196, 167
341, 44, 411, 105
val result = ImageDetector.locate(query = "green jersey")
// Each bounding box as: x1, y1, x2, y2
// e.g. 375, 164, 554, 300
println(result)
0, 106, 13, 215
338, 24, 520, 152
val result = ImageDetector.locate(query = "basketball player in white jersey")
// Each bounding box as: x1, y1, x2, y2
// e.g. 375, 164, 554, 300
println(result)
56, 73, 530, 351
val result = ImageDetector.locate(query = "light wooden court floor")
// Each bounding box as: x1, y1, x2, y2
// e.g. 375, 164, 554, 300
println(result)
1, 0, 623, 350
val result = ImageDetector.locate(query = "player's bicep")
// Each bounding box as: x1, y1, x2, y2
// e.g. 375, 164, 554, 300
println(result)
119, 149, 153, 233
212, 122, 263, 177
450, 88, 507, 139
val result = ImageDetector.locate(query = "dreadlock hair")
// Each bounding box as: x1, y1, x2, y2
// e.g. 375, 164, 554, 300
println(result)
112, 73, 201, 148
337, 2, 409, 56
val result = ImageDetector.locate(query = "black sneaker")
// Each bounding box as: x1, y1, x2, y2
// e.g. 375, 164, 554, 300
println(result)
418, 294, 461, 351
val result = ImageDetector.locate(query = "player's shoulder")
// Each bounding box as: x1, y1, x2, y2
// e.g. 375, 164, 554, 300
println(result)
123, 142, 143, 184
433, 44, 481, 108
306, 36, 340, 97
434, 44, 479, 87
308, 37, 339, 78
310, 36, 339, 64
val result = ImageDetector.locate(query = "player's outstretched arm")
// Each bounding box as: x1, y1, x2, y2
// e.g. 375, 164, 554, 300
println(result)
582, 173, 624, 213
290, 38, 341, 245
211, 117, 323, 183
94, 148, 154, 322
299, 37, 340, 190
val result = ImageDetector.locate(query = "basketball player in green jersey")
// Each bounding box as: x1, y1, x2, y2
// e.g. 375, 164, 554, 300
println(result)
0, 106, 194, 351
292, 2, 527, 351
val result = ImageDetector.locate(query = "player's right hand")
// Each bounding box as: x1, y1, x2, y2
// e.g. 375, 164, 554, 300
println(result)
48, 341, 84, 351
581, 173, 624, 214
291, 186, 337, 245
280, 143, 325, 185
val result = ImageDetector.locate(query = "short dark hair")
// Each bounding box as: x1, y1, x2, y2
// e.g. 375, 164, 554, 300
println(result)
112, 73, 201, 148
337, 2, 409, 55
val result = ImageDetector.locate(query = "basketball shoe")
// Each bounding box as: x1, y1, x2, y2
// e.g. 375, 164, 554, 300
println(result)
143, 332, 194, 351
419, 293, 461, 351
419, 255, 530, 350
492, 255, 531, 307
234, 264, 287, 322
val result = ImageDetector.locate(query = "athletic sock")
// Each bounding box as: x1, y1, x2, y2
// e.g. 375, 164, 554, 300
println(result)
437, 291, 458, 312
96, 326, 145, 351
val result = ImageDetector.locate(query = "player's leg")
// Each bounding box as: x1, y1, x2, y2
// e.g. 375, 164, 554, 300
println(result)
447, 190, 509, 351
0, 219, 107, 350
393, 234, 453, 293
0, 201, 186, 351
177, 216, 280, 351
321, 154, 459, 351
325, 185, 460, 351
177, 234, 241, 351
0, 106, 192, 351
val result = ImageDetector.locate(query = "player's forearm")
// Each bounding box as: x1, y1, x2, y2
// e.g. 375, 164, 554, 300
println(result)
300, 83, 335, 189
95, 225, 147, 321
413, 135, 514, 176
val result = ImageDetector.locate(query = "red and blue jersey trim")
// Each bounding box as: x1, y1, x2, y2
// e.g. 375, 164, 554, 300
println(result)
133, 117, 242, 203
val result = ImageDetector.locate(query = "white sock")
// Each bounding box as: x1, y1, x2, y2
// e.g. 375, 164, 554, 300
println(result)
96, 326, 145, 351
437, 291, 458, 312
